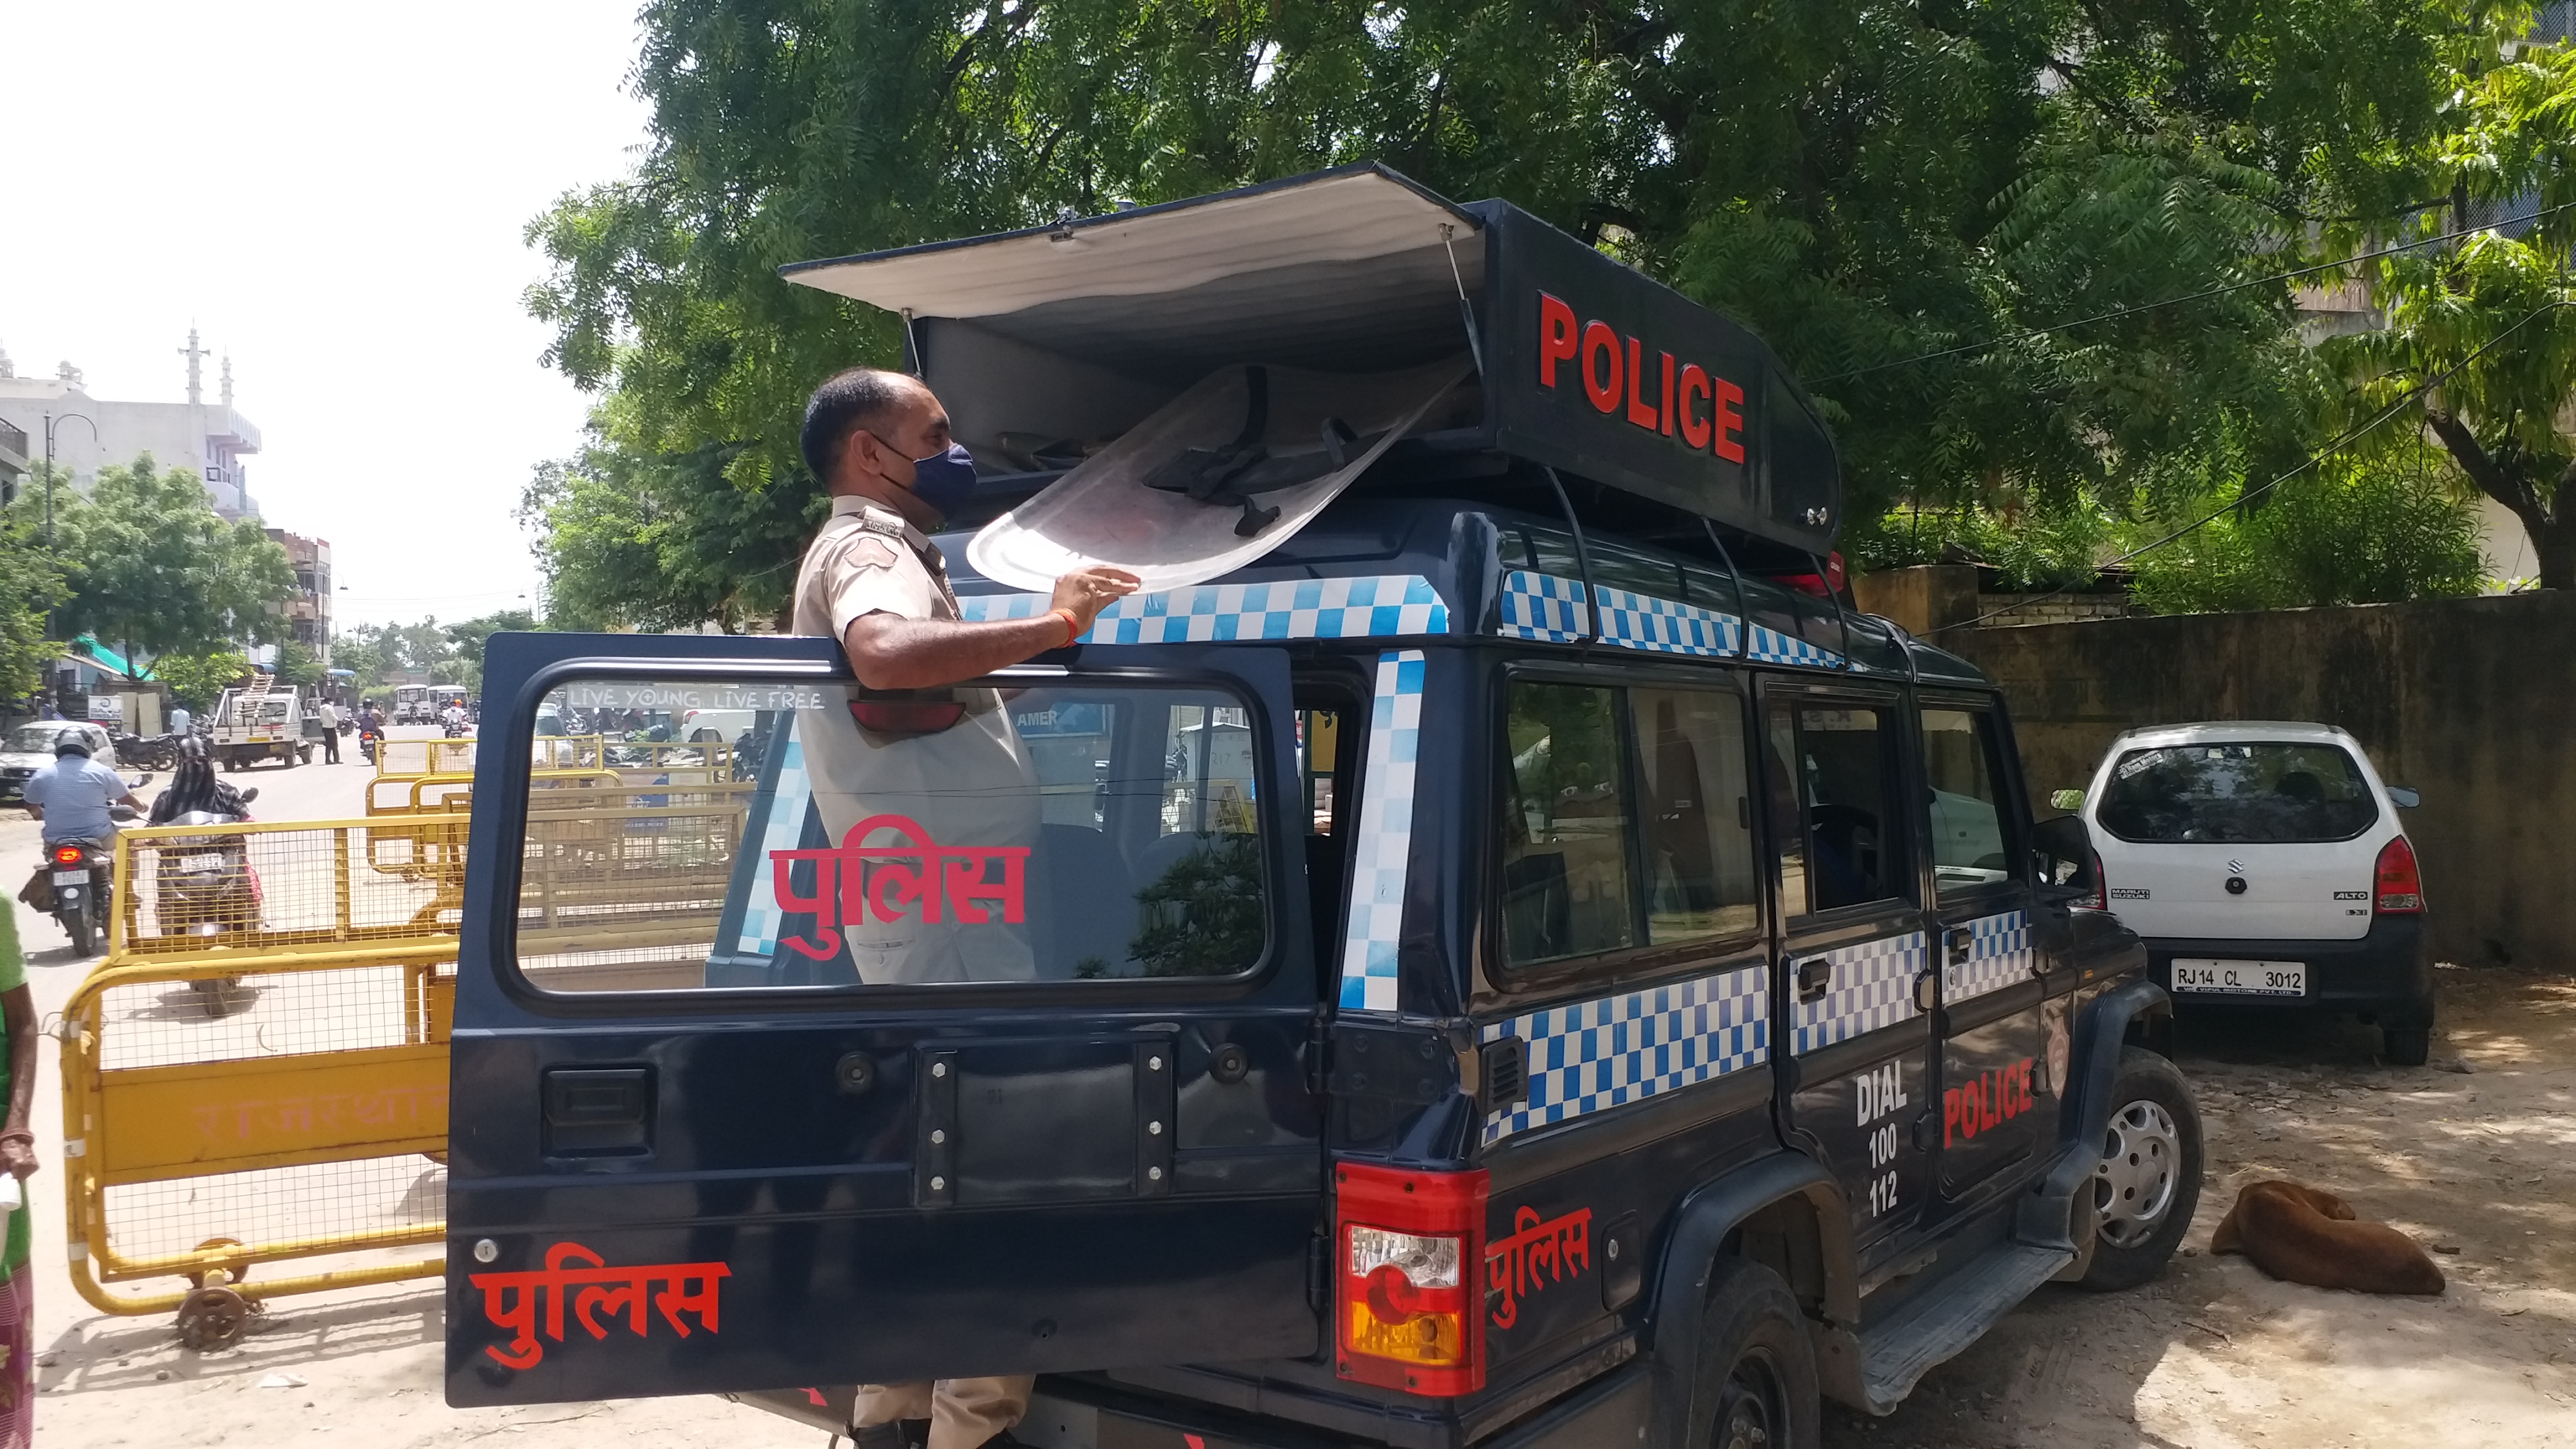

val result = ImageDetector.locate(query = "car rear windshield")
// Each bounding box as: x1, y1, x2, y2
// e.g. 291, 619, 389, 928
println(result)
503, 673, 1276, 995
2097, 742, 2378, 844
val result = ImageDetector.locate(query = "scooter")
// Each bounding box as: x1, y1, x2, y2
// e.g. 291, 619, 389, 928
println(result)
155, 787, 260, 1016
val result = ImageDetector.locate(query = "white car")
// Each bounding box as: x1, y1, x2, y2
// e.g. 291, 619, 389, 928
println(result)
0, 720, 117, 801
2061, 721, 2431, 1064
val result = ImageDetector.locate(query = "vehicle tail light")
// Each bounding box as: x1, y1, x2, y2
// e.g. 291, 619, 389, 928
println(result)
1334, 1161, 1486, 1397
50, 845, 85, 868
847, 700, 967, 736
2374, 837, 2425, 914
2082, 852, 2107, 911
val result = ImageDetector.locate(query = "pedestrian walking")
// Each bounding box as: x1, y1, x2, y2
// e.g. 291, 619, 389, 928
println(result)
0, 905, 42, 1446
317, 699, 342, 764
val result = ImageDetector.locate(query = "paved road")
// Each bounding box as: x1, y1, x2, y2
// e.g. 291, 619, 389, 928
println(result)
4, 726, 812, 1447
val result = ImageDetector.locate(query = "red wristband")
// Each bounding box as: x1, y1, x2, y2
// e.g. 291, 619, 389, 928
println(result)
1050, 608, 1082, 648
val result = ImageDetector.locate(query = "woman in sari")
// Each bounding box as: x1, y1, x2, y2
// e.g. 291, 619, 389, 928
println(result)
0, 903, 39, 1446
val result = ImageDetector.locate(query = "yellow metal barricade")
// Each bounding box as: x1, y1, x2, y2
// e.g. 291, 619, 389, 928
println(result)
373, 737, 479, 779
62, 818, 468, 1347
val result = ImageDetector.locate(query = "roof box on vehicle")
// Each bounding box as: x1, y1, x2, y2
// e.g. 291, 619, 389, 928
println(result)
780, 162, 1843, 560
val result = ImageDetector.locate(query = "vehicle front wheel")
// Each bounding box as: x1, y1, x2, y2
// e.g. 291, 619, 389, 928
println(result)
2076, 1046, 2203, 1291
1688, 1258, 1820, 1449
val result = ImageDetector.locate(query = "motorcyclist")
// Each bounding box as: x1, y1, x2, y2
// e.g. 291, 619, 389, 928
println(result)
441, 702, 470, 735
149, 738, 253, 825
20, 737, 146, 845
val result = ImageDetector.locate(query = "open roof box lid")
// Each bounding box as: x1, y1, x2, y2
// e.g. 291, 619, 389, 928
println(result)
782, 163, 1842, 588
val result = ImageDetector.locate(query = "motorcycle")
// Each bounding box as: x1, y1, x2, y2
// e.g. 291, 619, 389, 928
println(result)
358, 725, 383, 765
154, 787, 261, 1015
110, 731, 180, 771
36, 772, 154, 957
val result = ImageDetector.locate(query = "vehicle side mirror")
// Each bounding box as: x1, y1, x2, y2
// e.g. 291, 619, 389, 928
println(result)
2029, 813, 2096, 892
2387, 786, 2420, 809
2047, 788, 2085, 813
240, 787, 260, 805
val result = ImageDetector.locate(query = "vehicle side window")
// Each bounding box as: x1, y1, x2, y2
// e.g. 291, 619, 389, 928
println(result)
1919, 707, 2016, 901
1784, 703, 1910, 913
1633, 688, 1759, 944
1500, 683, 1636, 964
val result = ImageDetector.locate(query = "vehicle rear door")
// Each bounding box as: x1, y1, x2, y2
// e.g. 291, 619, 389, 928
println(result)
1914, 696, 2056, 1209
2091, 737, 2385, 943
1760, 681, 1935, 1259
446, 632, 1325, 1407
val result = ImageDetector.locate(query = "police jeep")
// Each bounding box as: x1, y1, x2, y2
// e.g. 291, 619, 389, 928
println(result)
447, 165, 2198, 1448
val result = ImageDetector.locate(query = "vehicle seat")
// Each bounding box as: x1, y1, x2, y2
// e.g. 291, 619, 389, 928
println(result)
1036, 822, 1132, 977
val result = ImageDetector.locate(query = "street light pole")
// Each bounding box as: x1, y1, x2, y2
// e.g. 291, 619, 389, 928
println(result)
40, 409, 98, 550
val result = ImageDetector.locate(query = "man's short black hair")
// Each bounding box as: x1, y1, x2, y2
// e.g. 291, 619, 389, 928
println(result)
800, 367, 916, 485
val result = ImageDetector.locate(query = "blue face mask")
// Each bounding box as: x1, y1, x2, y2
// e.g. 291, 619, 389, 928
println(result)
906, 443, 979, 519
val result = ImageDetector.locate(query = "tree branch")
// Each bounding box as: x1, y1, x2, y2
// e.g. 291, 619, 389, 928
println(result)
2426, 407, 2548, 538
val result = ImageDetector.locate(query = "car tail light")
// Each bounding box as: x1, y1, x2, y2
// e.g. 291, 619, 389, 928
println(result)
2374, 837, 2425, 913
50, 844, 85, 868
2082, 852, 2107, 911
1334, 1162, 1486, 1397
847, 699, 967, 736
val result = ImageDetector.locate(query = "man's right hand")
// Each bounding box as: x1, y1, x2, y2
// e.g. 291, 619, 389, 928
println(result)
1050, 566, 1143, 634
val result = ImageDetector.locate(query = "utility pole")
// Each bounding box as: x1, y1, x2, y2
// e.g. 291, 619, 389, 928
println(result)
41, 409, 98, 551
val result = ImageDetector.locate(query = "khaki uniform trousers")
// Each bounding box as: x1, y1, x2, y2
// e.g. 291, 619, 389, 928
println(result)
852, 1376, 1032, 1449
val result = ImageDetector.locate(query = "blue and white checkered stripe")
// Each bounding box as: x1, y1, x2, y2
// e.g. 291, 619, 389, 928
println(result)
1593, 584, 1742, 655
958, 574, 1447, 642
1745, 621, 1843, 668
1789, 931, 1929, 1054
1334, 650, 1425, 1013
1495, 570, 1590, 642
1479, 965, 1770, 1144
729, 733, 816, 960
1944, 908, 2035, 1004
1495, 570, 1838, 666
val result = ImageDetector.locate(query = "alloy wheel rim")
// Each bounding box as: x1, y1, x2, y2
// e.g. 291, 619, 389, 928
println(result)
2094, 1098, 2181, 1248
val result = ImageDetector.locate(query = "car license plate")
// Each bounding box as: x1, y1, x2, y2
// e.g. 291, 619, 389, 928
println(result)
51, 870, 88, 887
179, 853, 230, 871
2172, 959, 2306, 996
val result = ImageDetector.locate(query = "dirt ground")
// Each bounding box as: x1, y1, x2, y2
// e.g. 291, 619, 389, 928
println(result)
1824, 963, 2576, 1449
18, 955, 2575, 1446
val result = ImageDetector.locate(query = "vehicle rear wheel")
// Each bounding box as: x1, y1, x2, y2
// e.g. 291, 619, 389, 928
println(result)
1689, 1258, 1819, 1449
2383, 1025, 2432, 1067
63, 908, 96, 957
2076, 1046, 2203, 1291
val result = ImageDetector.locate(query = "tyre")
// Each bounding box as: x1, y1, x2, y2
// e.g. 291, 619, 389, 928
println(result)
64, 907, 96, 958
2076, 1046, 2203, 1291
1687, 1258, 1820, 1449
2383, 1025, 2431, 1067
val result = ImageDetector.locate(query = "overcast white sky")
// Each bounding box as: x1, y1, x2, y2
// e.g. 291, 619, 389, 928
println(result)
0, 2, 653, 627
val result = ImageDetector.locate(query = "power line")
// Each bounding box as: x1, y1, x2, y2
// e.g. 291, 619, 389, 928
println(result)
1814, 201, 2576, 385
1937, 299, 2572, 632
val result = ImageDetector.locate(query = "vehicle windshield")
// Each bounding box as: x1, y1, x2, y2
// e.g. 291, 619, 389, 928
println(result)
6, 724, 67, 753
2097, 741, 2378, 844
507, 674, 1274, 994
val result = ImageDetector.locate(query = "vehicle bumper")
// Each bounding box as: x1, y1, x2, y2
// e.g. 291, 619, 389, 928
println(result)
2142, 916, 2431, 1024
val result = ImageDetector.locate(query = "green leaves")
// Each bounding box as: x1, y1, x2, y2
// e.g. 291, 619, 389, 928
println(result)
4, 453, 296, 673
519, 0, 2514, 618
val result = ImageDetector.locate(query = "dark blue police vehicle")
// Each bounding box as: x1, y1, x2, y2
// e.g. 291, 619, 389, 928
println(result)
447, 166, 2198, 1448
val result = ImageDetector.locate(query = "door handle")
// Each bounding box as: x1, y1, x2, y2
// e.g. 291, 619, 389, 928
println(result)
1945, 925, 1973, 961
542, 1066, 652, 1155
1796, 956, 1832, 1003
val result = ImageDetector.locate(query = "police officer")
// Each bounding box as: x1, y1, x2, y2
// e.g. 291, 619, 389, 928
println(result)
792, 365, 1135, 1449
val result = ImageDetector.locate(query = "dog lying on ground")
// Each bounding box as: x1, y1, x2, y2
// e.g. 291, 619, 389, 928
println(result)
2210, 1180, 2445, 1295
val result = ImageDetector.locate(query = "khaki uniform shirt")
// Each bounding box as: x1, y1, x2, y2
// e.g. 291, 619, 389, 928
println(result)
791, 496, 1036, 983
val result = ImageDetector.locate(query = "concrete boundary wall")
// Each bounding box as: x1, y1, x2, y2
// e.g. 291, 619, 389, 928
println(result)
1939, 592, 2576, 972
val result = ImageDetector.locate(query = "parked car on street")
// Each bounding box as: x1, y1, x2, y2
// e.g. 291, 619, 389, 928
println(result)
0, 721, 118, 801
2058, 721, 2432, 1063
